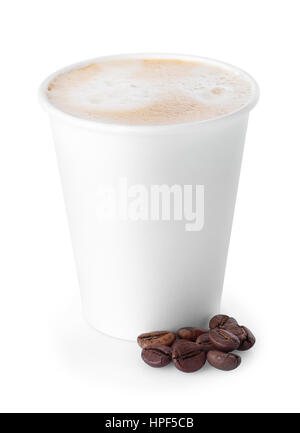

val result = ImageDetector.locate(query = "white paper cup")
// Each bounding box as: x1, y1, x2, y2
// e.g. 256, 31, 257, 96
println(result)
39, 54, 259, 340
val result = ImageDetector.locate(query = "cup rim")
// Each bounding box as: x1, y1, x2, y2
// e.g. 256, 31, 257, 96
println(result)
39, 53, 260, 135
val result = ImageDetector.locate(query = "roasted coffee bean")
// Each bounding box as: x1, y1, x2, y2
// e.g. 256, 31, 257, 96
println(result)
141, 345, 172, 368
207, 350, 242, 371
209, 315, 240, 330
209, 328, 240, 352
137, 331, 176, 349
223, 322, 247, 343
195, 333, 215, 351
177, 327, 208, 341
172, 340, 206, 373
224, 317, 239, 327
238, 326, 256, 351
209, 314, 230, 329
210, 315, 247, 343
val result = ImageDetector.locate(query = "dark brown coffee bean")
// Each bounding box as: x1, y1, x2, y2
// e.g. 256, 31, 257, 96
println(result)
238, 326, 256, 351
177, 327, 208, 341
223, 322, 247, 343
210, 315, 247, 343
209, 314, 230, 329
172, 340, 206, 373
137, 331, 176, 349
224, 317, 239, 327
195, 333, 215, 351
207, 350, 241, 371
209, 328, 240, 352
141, 345, 172, 368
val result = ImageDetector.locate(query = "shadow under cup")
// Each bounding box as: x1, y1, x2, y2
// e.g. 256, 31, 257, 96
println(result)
39, 54, 259, 341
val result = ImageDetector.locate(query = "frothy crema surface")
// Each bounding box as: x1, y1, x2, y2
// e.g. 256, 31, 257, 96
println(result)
47, 57, 253, 125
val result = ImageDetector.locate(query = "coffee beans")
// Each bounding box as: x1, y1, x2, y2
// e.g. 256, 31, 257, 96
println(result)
207, 350, 242, 371
195, 333, 215, 352
209, 314, 230, 329
177, 327, 208, 341
172, 340, 206, 373
137, 330, 176, 349
224, 322, 247, 343
209, 329, 240, 352
138, 314, 255, 373
141, 345, 172, 368
209, 315, 247, 343
238, 326, 256, 351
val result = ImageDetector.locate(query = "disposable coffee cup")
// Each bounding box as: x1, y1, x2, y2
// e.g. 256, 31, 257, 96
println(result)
39, 54, 259, 340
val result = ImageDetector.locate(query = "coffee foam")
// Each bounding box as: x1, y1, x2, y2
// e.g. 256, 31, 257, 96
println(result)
47, 58, 253, 125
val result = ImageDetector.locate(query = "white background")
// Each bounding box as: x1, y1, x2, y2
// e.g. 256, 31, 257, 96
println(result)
0, 0, 299, 413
